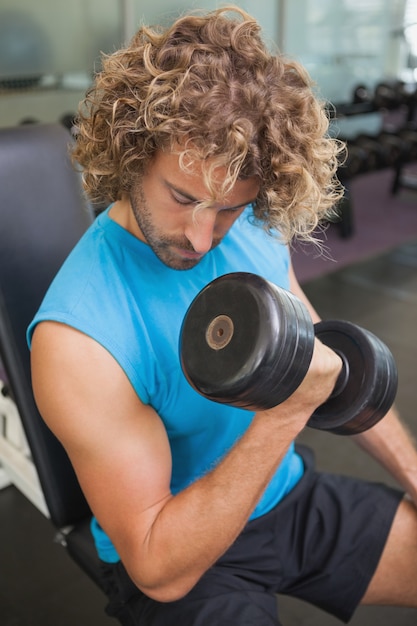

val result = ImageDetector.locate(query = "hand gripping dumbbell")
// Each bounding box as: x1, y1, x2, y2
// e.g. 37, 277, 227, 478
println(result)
179, 272, 398, 436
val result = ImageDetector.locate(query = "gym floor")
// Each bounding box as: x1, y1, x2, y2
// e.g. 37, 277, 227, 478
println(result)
1, 239, 417, 625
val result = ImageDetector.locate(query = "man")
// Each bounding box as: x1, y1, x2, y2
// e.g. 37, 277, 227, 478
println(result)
28, 6, 417, 625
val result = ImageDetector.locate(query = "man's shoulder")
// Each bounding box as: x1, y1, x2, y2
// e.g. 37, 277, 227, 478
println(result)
221, 210, 290, 288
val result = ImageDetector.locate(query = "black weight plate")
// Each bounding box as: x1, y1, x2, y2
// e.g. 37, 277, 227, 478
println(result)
180, 272, 315, 410
309, 320, 398, 435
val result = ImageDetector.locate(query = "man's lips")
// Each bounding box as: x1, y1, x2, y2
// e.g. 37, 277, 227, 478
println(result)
174, 247, 204, 260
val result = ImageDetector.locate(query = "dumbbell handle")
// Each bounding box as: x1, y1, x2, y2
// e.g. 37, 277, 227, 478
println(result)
314, 331, 350, 400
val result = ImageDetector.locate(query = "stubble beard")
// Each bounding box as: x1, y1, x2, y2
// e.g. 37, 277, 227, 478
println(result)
129, 185, 220, 270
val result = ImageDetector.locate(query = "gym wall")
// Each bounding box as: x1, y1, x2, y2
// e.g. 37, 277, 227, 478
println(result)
0, 0, 413, 129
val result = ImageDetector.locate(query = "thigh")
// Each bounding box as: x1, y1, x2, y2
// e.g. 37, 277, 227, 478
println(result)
276, 468, 403, 623
100, 560, 281, 626
361, 496, 417, 607
218, 446, 403, 622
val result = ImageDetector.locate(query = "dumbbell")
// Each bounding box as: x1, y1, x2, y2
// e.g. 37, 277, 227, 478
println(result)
352, 83, 372, 105
179, 273, 398, 436
353, 134, 392, 170
397, 124, 417, 162
377, 131, 410, 167
373, 81, 406, 111
339, 141, 369, 178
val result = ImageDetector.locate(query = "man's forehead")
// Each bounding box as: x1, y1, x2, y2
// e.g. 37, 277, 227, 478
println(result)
147, 146, 259, 203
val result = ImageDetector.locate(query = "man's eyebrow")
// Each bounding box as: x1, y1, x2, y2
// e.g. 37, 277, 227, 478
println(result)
166, 181, 199, 203
165, 180, 257, 210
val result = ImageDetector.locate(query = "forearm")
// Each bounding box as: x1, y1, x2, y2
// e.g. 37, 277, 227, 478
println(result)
352, 405, 417, 502
122, 331, 342, 601
125, 407, 305, 602
290, 264, 417, 495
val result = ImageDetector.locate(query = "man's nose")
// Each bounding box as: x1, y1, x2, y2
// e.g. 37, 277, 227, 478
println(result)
184, 209, 217, 254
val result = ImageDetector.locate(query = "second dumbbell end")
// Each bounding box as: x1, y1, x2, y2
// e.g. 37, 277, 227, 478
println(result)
309, 320, 398, 435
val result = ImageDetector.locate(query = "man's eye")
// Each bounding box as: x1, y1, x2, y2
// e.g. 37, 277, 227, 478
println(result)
221, 205, 246, 214
172, 193, 195, 206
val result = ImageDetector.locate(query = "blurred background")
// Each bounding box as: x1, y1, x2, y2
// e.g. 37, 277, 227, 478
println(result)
1, 2, 417, 625
0, 0, 416, 128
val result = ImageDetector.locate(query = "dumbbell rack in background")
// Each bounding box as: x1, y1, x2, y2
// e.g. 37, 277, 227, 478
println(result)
330, 79, 417, 239
0, 374, 48, 517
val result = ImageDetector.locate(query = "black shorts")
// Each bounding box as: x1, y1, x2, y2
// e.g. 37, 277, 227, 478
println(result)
99, 445, 403, 626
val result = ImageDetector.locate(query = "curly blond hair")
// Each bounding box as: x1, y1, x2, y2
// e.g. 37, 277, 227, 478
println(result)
72, 5, 344, 242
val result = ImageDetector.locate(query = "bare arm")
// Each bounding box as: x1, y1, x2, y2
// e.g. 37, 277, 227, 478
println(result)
31, 319, 340, 602
289, 260, 417, 505
352, 407, 417, 504
288, 261, 321, 323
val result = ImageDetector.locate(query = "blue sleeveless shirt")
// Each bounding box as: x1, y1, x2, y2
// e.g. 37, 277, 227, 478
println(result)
27, 206, 304, 562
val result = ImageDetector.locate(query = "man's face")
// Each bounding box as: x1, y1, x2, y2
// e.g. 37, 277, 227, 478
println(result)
128, 150, 260, 270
